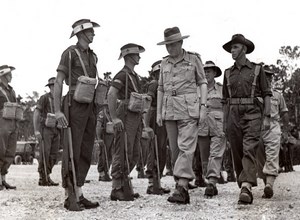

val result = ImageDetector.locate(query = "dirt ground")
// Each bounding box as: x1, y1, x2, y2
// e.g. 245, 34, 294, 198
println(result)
0, 164, 299, 220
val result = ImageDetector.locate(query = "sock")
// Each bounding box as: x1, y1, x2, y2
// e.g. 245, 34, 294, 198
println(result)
76, 186, 83, 197
64, 189, 69, 199
208, 177, 218, 186
266, 175, 276, 187
178, 178, 189, 190
99, 171, 105, 177
241, 182, 252, 190
1, 175, 5, 182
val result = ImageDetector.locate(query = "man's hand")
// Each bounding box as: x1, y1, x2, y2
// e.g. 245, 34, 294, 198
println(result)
55, 111, 68, 128
34, 131, 42, 143
262, 116, 271, 131
156, 113, 163, 127
112, 118, 124, 132
199, 106, 207, 125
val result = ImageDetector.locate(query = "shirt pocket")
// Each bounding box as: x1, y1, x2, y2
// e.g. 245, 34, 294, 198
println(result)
184, 94, 199, 118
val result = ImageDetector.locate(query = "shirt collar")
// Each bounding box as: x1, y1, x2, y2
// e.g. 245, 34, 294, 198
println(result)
166, 49, 187, 64
230, 59, 253, 71
76, 42, 91, 53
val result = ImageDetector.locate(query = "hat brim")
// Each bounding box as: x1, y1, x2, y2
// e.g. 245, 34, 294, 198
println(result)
118, 46, 145, 60
223, 38, 255, 54
70, 21, 100, 38
0, 66, 15, 77
45, 83, 55, 87
157, 35, 189, 45
204, 65, 222, 78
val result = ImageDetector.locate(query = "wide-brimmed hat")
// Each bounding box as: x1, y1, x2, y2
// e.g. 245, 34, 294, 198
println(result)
45, 77, 56, 87
223, 34, 255, 54
157, 27, 189, 45
118, 43, 145, 60
264, 65, 274, 75
70, 19, 100, 38
150, 60, 162, 75
0, 65, 15, 77
203, 61, 222, 78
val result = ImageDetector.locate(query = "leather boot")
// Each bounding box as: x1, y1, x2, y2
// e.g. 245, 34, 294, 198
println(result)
167, 185, 190, 204
79, 195, 99, 209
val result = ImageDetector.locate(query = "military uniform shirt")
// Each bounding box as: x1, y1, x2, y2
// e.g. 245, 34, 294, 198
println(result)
270, 89, 288, 120
0, 82, 17, 111
198, 81, 223, 136
158, 50, 207, 120
36, 92, 55, 126
222, 59, 272, 99
111, 66, 141, 100
56, 43, 98, 86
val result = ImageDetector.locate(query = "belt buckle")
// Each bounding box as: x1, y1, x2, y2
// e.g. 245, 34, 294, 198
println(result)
172, 90, 177, 96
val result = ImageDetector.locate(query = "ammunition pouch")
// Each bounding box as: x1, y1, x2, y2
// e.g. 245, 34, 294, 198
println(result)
73, 76, 97, 103
2, 102, 23, 120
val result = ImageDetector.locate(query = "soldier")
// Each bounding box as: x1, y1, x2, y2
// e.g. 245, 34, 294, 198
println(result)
256, 65, 289, 198
0, 65, 19, 190
198, 61, 226, 197
157, 27, 208, 204
144, 60, 170, 194
107, 43, 145, 201
33, 77, 60, 186
222, 34, 272, 204
54, 19, 100, 210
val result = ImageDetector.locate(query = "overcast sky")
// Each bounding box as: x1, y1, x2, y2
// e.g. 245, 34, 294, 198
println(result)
1, 0, 299, 98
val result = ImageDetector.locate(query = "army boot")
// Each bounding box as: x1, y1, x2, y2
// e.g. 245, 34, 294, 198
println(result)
2, 175, 16, 190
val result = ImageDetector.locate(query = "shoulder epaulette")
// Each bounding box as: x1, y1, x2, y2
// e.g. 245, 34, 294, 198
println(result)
187, 51, 201, 60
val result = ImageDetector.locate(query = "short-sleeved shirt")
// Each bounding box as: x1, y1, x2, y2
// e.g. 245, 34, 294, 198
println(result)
158, 50, 207, 120
56, 43, 98, 86
36, 92, 54, 126
222, 60, 272, 99
147, 79, 158, 107
270, 89, 288, 120
198, 81, 224, 136
0, 83, 16, 110
111, 66, 141, 100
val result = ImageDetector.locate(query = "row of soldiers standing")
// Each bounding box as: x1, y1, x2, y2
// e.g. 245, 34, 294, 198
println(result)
0, 18, 290, 211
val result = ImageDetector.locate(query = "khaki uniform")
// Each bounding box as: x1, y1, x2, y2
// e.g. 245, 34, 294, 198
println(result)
158, 50, 207, 180
198, 82, 225, 179
257, 89, 288, 178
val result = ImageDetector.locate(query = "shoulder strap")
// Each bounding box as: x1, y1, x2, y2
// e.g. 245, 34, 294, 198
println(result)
250, 65, 261, 98
127, 73, 138, 93
225, 69, 232, 98
48, 96, 54, 113
0, 87, 10, 102
74, 48, 89, 77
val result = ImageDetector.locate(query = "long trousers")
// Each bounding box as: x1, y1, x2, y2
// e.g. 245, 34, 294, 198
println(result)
38, 127, 60, 176
165, 118, 198, 180
0, 118, 18, 176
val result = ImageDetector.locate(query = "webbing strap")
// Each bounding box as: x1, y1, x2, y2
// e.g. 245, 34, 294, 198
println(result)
127, 73, 138, 92
74, 49, 89, 77
225, 69, 231, 98
48, 97, 54, 113
250, 65, 261, 98
0, 87, 10, 102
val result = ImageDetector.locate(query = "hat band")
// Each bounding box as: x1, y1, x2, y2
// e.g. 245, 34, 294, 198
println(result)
121, 47, 140, 57
73, 22, 93, 35
152, 64, 161, 73
0, 68, 12, 75
164, 33, 182, 42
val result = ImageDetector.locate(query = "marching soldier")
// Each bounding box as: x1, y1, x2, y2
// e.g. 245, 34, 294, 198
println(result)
222, 34, 272, 204
33, 77, 60, 186
54, 19, 100, 210
198, 61, 226, 197
256, 65, 289, 198
157, 27, 208, 204
0, 65, 20, 190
